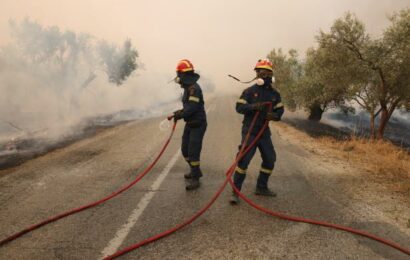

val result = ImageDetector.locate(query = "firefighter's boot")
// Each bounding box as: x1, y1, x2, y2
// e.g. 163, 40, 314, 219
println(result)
229, 192, 239, 205
185, 177, 200, 190
255, 172, 276, 197
186, 167, 202, 190
229, 172, 246, 204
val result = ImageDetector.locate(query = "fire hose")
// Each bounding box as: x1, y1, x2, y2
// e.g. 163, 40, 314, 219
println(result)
228, 176, 410, 256
105, 103, 409, 259
103, 105, 267, 259
0, 120, 178, 247
1, 107, 409, 257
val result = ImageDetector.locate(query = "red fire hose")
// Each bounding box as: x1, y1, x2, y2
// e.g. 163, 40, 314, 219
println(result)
103, 107, 267, 259
1, 109, 409, 258
228, 176, 410, 255
105, 104, 409, 259
0, 120, 178, 247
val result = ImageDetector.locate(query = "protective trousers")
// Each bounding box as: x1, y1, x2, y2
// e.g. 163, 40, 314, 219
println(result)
181, 122, 207, 178
233, 133, 276, 190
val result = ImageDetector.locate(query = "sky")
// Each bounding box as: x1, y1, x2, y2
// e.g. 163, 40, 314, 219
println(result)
0, 0, 409, 92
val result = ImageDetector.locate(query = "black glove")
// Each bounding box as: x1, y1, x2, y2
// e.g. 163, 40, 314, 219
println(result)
173, 109, 184, 122
266, 112, 281, 121
251, 102, 265, 111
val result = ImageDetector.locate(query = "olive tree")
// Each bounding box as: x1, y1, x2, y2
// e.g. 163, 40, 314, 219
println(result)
316, 10, 410, 138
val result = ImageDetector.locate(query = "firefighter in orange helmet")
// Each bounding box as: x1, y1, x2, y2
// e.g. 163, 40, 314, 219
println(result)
230, 59, 284, 204
173, 59, 207, 190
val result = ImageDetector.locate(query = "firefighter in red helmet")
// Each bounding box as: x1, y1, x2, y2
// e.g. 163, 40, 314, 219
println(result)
230, 59, 284, 204
173, 59, 207, 190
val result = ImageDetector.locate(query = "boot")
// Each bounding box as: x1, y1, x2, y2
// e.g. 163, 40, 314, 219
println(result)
255, 187, 277, 197
185, 167, 203, 179
229, 191, 239, 205
185, 177, 200, 190
229, 172, 246, 205
256, 172, 276, 197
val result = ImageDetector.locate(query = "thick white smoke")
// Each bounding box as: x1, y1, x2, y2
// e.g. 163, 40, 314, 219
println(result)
0, 19, 180, 144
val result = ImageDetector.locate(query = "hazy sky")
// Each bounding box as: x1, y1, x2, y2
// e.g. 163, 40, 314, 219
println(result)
0, 0, 409, 91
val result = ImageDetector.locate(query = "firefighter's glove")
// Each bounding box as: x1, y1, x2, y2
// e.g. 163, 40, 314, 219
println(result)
251, 102, 265, 111
173, 109, 184, 122
266, 112, 281, 121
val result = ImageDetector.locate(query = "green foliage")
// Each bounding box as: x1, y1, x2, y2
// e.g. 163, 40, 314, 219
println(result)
296, 47, 352, 110
8, 19, 139, 87
269, 8, 410, 138
383, 9, 410, 107
316, 10, 410, 137
98, 39, 138, 86
266, 48, 301, 111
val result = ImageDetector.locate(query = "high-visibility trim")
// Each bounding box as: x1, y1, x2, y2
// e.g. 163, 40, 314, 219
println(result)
190, 161, 200, 166
235, 166, 247, 174
260, 167, 273, 174
237, 99, 247, 104
274, 102, 284, 109
188, 96, 200, 102
255, 65, 273, 71
254, 59, 274, 71
181, 67, 194, 72
180, 60, 191, 67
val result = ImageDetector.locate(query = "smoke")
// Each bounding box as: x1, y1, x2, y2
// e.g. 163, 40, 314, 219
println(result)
98, 39, 138, 85
322, 106, 410, 147
0, 19, 178, 143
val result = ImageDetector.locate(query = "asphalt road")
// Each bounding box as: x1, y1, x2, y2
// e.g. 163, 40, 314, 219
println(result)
0, 96, 409, 259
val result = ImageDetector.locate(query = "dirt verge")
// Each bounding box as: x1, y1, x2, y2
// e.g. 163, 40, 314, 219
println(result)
274, 120, 410, 231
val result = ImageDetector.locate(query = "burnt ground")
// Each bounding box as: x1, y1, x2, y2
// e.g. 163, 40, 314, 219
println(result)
0, 119, 130, 171
2, 108, 409, 172
283, 112, 410, 150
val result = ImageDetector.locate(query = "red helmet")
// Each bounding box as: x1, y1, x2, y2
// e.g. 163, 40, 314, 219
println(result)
254, 59, 273, 71
176, 59, 194, 73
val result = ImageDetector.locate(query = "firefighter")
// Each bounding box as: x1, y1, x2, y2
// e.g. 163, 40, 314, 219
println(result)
230, 59, 284, 204
173, 59, 207, 190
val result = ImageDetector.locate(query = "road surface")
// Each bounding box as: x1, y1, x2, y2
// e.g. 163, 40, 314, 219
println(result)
0, 96, 409, 259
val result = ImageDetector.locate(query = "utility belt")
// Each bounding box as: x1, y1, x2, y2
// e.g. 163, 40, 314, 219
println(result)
186, 119, 206, 128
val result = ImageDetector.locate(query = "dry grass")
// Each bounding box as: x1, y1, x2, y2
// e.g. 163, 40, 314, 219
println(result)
275, 121, 410, 196
319, 137, 409, 175
318, 136, 410, 195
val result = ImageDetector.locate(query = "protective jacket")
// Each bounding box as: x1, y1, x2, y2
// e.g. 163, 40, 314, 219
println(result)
236, 82, 284, 137
180, 73, 206, 126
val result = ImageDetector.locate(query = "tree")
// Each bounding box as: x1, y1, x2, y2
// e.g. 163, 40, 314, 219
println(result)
316, 10, 410, 138
267, 47, 349, 121
98, 39, 138, 86
8, 19, 139, 88
295, 47, 353, 121
0, 19, 141, 134
267, 48, 301, 111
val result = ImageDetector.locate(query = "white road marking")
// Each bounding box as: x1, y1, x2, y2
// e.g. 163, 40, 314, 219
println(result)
101, 107, 212, 258
100, 150, 181, 258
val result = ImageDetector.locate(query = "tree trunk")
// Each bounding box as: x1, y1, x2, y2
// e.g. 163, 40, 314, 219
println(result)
377, 108, 389, 139
369, 113, 376, 139
308, 104, 324, 121
376, 98, 400, 139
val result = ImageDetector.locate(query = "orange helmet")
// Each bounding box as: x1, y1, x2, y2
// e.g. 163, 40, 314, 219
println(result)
254, 59, 273, 71
176, 59, 194, 73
